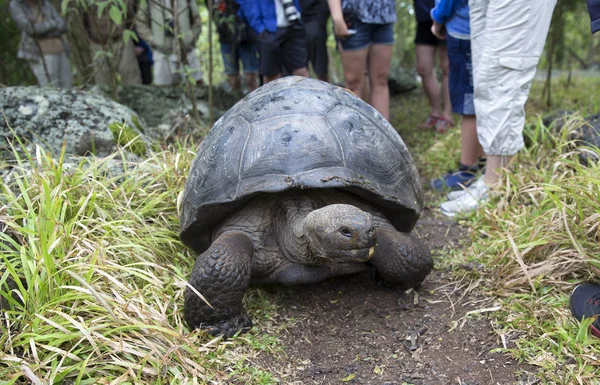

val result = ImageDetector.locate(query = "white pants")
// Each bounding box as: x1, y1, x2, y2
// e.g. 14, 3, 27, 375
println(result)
153, 49, 203, 85
470, 0, 556, 155
30, 52, 73, 88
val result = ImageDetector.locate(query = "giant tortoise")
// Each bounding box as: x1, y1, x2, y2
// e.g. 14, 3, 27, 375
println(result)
180, 77, 432, 337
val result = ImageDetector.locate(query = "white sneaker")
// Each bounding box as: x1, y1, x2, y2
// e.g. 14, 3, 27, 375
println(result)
446, 188, 467, 201
440, 178, 489, 217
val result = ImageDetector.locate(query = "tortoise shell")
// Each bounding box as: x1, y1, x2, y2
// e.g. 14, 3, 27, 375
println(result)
180, 77, 422, 253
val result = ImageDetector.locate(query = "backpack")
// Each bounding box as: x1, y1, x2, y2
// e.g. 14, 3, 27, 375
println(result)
212, 0, 255, 44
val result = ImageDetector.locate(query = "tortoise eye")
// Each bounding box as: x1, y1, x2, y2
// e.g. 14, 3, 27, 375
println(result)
339, 227, 353, 237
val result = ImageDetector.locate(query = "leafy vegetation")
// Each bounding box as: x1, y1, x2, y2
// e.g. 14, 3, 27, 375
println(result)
0, 138, 288, 383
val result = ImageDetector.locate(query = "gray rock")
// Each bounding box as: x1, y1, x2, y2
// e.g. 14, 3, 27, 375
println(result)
0, 87, 147, 159
107, 85, 230, 141
388, 67, 418, 95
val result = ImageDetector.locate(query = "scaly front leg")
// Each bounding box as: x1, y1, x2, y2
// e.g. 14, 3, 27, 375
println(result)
370, 228, 432, 289
184, 231, 254, 337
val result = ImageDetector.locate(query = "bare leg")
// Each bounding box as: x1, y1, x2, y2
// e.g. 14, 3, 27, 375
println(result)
339, 46, 369, 99
460, 115, 484, 166
228, 74, 241, 92
245, 72, 258, 92
264, 73, 283, 84
368, 44, 393, 120
416, 44, 442, 118
438, 44, 453, 121
362, 73, 371, 104
292, 67, 310, 77
483, 155, 513, 186
184, 231, 254, 337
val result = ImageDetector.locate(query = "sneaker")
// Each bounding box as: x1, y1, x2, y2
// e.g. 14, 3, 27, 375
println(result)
570, 283, 600, 339
440, 177, 489, 217
446, 188, 467, 201
430, 163, 480, 192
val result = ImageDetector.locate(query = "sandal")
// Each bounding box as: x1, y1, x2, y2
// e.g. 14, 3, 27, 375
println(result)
435, 117, 453, 133
419, 114, 440, 130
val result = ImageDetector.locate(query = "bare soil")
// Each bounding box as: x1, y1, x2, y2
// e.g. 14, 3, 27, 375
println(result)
252, 208, 537, 385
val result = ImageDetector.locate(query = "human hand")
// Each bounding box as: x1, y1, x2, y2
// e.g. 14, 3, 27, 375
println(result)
431, 21, 446, 40
134, 46, 145, 56
333, 17, 350, 40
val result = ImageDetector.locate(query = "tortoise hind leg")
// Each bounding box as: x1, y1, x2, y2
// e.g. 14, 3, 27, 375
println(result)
184, 231, 254, 338
370, 228, 432, 289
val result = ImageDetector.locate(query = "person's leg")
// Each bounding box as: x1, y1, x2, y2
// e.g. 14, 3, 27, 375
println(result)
460, 115, 483, 166
337, 19, 372, 98
339, 48, 368, 98
475, 0, 556, 186
185, 50, 204, 85
29, 59, 49, 86
229, 46, 242, 91
431, 36, 480, 192
438, 44, 453, 121
90, 42, 115, 86
153, 50, 174, 85
58, 52, 73, 88
313, 21, 330, 82
368, 44, 393, 120
367, 22, 395, 120
259, 30, 283, 83
239, 41, 259, 92
119, 39, 142, 85
221, 42, 241, 91
416, 44, 442, 118
281, 23, 309, 78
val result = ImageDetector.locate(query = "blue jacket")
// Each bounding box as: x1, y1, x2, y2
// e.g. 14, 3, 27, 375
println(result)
238, 0, 302, 34
589, 0, 600, 34
431, 0, 469, 40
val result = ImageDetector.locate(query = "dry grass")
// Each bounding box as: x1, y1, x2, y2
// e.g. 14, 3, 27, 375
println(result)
392, 77, 600, 384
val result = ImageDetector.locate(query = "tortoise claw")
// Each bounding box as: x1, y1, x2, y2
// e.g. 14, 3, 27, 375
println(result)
202, 313, 253, 339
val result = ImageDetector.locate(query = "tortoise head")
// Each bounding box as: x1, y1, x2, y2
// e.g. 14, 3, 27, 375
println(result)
303, 204, 376, 263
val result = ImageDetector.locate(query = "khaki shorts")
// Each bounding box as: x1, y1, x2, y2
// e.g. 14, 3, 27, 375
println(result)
470, 0, 556, 155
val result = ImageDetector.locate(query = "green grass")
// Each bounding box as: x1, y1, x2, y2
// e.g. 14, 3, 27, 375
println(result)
391, 76, 600, 384
0, 138, 287, 383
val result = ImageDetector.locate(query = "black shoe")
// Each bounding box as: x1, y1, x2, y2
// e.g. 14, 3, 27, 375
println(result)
570, 283, 600, 339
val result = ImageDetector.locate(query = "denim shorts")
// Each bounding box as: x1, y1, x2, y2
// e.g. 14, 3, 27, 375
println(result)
220, 42, 259, 75
338, 20, 394, 51
447, 34, 475, 115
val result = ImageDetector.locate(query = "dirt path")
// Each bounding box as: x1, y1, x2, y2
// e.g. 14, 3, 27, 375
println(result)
252, 209, 536, 385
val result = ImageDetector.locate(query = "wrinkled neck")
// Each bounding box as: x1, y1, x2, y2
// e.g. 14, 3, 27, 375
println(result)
276, 199, 321, 265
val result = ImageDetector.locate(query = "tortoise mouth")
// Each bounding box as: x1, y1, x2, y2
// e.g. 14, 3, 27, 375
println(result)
326, 246, 376, 262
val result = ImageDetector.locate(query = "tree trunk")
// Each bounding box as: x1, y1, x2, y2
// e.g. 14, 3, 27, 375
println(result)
207, 0, 214, 125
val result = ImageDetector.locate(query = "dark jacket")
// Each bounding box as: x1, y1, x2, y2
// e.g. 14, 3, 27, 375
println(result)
413, 0, 434, 23
238, 0, 302, 34
588, 0, 600, 33
298, 0, 329, 24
